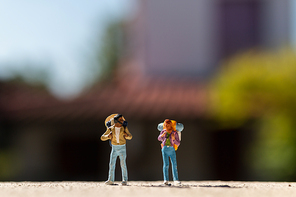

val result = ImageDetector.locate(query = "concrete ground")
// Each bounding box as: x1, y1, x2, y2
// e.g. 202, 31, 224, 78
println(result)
0, 181, 295, 197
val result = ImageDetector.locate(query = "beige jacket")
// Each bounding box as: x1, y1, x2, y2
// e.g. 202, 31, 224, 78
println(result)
101, 126, 132, 145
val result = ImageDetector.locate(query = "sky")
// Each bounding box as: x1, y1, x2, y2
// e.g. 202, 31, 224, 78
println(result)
0, 0, 137, 98
1, 0, 296, 99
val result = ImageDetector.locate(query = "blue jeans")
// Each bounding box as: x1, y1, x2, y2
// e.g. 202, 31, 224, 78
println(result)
161, 146, 179, 181
108, 144, 128, 182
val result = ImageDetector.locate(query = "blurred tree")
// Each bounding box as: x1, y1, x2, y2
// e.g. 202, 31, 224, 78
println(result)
0, 61, 50, 89
209, 48, 296, 181
95, 20, 127, 82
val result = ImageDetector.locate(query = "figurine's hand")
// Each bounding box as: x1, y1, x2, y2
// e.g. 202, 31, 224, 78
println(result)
122, 121, 128, 127
123, 133, 128, 139
162, 131, 167, 137
108, 133, 113, 139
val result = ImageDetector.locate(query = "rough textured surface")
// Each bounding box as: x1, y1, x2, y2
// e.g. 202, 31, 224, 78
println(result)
0, 181, 295, 197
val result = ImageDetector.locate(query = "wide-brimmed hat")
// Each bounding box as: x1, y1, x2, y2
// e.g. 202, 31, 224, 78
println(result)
105, 114, 126, 128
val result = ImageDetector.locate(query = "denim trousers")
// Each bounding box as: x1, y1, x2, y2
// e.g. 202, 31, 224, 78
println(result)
108, 144, 128, 182
161, 146, 179, 181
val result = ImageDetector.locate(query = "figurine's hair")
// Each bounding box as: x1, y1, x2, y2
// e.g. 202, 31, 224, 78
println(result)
163, 119, 177, 131
164, 119, 171, 124
164, 119, 171, 130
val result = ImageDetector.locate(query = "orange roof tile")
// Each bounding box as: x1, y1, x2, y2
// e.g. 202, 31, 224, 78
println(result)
0, 76, 208, 122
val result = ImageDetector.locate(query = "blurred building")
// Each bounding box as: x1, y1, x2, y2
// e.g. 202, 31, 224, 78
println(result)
0, 0, 292, 181
131, 0, 290, 78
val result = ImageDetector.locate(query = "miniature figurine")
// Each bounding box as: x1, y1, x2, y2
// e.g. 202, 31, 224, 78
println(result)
157, 119, 183, 186
101, 114, 132, 185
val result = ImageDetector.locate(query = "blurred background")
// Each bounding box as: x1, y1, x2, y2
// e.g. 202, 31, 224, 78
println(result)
0, 0, 296, 182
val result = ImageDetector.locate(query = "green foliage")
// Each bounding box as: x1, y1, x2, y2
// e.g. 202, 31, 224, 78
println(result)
97, 21, 126, 81
1, 61, 50, 90
0, 151, 18, 180
251, 113, 296, 180
210, 48, 296, 180
210, 48, 296, 127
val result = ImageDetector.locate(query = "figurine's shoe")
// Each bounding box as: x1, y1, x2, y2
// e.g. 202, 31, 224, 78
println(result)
121, 181, 127, 186
104, 180, 114, 185
174, 181, 181, 186
163, 181, 169, 185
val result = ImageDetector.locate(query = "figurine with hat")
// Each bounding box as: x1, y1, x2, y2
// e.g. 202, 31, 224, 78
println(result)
101, 114, 132, 185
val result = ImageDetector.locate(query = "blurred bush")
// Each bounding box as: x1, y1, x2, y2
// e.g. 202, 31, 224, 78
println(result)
209, 47, 296, 181
0, 151, 18, 180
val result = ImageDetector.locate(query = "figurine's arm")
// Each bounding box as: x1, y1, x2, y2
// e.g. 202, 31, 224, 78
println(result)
124, 127, 132, 140
158, 130, 166, 142
172, 131, 180, 146
101, 128, 112, 141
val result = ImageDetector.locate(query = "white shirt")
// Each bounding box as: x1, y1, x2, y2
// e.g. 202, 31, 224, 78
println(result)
115, 127, 120, 143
